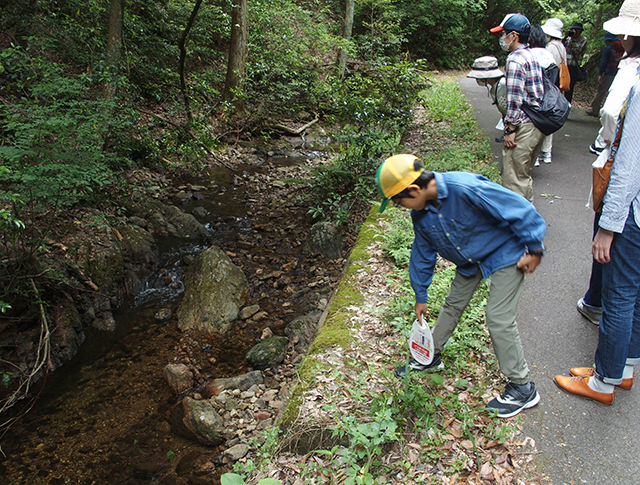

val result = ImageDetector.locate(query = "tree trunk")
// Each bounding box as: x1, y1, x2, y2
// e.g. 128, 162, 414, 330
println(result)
222, 0, 248, 110
337, 0, 355, 78
179, 0, 205, 126
104, 0, 124, 98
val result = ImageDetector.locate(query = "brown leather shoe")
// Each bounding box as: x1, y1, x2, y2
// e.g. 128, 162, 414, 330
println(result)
570, 367, 633, 390
554, 374, 615, 405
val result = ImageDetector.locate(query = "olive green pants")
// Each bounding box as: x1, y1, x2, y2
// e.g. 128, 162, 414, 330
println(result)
501, 122, 545, 203
431, 265, 530, 385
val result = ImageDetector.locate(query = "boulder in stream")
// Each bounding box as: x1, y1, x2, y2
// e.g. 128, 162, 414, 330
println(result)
202, 370, 264, 398
163, 363, 194, 394
176, 246, 248, 335
303, 221, 343, 260
246, 336, 289, 369
179, 397, 224, 446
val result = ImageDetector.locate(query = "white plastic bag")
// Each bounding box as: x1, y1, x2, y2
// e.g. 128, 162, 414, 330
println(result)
409, 316, 434, 365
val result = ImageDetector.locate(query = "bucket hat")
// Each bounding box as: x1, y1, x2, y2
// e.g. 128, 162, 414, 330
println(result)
490, 13, 531, 34
570, 22, 584, 30
467, 56, 504, 79
375, 154, 424, 213
603, 0, 640, 37
541, 18, 564, 39
602, 32, 619, 42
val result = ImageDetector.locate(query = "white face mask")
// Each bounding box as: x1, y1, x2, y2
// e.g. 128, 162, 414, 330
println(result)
499, 32, 513, 52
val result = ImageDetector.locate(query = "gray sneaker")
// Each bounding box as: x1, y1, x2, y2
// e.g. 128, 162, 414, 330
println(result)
486, 382, 540, 418
577, 297, 602, 325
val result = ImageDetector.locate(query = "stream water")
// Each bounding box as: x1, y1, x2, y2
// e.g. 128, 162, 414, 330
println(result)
0, 147, 338, 484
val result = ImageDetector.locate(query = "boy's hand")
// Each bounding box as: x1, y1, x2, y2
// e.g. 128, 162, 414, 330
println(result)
517, 252, 542, 274
415, 302, 429, 323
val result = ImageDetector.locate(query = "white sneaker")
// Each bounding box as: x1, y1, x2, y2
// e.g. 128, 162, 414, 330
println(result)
534, 159, 540, 167
539, 152, 552, 164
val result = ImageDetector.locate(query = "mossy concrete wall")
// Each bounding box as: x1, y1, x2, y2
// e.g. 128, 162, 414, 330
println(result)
278, 203, 386, 452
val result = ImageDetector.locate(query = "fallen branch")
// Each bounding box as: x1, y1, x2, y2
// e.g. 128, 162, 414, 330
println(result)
268, 114, 319, 135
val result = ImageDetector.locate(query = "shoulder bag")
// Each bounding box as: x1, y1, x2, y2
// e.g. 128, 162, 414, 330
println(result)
522, 67, 571, 136
551, 43, 571, 91
593, 105, 626, 212
558, 62, 571, 91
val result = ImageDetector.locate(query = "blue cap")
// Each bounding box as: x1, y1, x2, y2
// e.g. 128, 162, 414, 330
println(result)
490, 13, 531, 34
602, 32, 618, 42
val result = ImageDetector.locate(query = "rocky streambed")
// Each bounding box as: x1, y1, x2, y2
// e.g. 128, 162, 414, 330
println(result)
0, 143, 363, 484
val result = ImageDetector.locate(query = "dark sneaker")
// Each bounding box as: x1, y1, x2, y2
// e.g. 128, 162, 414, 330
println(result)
395, 354, 444, 378
577, 297, 602, 325
589, 143, 604, 155
486, 382, 540, 418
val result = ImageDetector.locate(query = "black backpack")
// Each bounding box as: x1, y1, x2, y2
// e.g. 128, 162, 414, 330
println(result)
521, 67, 571, 136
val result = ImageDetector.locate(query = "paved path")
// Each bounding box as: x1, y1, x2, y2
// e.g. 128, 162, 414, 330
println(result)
459, 77, 640, 485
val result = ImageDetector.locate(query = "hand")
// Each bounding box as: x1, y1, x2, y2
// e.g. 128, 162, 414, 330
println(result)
503, 132, 517, 147
593, 228, 614, 263
517, 252, 542, 274
415, 302, 429, 323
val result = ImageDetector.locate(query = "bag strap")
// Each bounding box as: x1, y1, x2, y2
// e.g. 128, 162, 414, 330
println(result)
608, 102, 627, 163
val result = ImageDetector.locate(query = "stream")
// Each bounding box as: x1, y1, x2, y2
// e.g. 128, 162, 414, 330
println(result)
0, 145, 345, 484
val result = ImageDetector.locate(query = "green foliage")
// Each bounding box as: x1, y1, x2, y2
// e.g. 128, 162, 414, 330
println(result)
332, 408, 400, 485
353, 0, 404, 64
0, 44, 125, 208
220, 473, 281, 485
380, 206, 414, 267
246, 0, 337, 116
396, 0, 489, 68
307, 125, 400, 226
324, 60, 431, 127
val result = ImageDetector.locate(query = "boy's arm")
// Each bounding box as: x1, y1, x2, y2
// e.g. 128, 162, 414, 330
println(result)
409, 229, 438, 305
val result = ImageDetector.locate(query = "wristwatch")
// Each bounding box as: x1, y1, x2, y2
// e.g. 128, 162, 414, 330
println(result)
527, 247, 544, 257
504, 127, 517, 135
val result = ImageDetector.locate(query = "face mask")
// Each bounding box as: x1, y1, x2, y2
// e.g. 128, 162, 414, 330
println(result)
499, 33, 513, 52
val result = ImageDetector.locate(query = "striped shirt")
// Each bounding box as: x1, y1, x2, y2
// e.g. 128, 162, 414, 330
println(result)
505, 45, 544, 125
600, 75, 640, 232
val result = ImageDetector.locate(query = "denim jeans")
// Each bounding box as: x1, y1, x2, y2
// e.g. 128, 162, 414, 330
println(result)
583, 212, 603, 311
595, 208, 640, 384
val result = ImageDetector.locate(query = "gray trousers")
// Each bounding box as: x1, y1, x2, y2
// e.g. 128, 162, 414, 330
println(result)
431, 265, 530, 385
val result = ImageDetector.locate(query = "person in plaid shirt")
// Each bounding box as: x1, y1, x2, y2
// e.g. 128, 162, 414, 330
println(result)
490, 13, 545, 203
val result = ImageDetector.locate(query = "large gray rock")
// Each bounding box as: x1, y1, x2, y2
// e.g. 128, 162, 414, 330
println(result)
177, 246, 248, 334
246, 336, 289, 369
180, 397, 224, 446
303, 221, 343, 260
163, 363, 194, 394
202, 370, 264, 398
135, 201, 209, 240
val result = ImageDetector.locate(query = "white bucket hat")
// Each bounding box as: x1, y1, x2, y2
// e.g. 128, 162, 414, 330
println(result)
467, 56, 504, 79
603, 0, 640, 37
541, 18, 564, 39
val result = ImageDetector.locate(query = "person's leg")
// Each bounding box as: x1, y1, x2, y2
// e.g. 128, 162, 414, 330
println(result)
595, 210, 640, 384
431, 270, 483, 353
590, 75, 614, 114
583, 212, 603, 310
501, 123, 544, 202
566, 65, 579, 103
485, 264, 529, 384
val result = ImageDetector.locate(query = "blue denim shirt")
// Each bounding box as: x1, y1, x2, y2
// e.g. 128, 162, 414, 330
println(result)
409, 172, 546, 303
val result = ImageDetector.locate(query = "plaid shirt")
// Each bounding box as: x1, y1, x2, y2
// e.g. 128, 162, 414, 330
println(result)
505, 45, 544, 125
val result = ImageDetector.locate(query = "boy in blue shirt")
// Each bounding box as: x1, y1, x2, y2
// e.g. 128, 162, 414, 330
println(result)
376, 154, 546, 418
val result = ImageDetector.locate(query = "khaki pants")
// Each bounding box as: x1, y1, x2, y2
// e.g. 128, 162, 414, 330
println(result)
501, 122, 545, 202
431, 266, 530, 385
